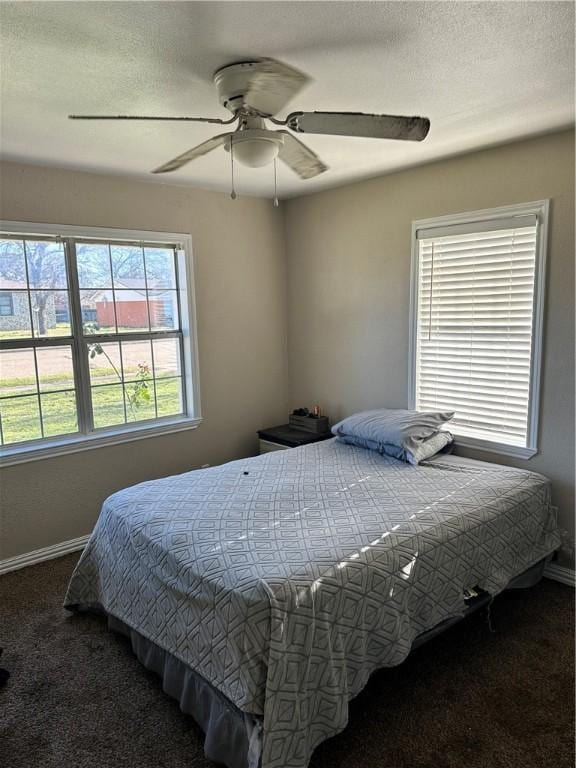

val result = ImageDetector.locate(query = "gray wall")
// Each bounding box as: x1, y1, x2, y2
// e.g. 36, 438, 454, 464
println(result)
285, 129, 575, 568
1, 130, 574, 569
0, 162, 289, 560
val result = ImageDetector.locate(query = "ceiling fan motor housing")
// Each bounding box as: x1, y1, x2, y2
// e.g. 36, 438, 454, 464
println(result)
214, 61, 263, 114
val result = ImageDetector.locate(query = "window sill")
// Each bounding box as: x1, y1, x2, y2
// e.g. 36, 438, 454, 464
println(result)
454, 435, 537, 460
0, 416, 203, 468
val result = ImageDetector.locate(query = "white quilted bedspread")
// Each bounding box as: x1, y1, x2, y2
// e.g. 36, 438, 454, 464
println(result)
65, 439, 560, 768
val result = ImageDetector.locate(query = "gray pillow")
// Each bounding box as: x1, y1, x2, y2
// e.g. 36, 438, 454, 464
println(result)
332, 408, 454, 464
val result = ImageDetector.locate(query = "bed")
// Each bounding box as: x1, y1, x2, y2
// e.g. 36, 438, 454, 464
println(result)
65, 438, 561, 768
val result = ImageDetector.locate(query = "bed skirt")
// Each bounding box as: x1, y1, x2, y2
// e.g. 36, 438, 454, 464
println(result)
106, 613, 262, 768
71, 555, 550, 768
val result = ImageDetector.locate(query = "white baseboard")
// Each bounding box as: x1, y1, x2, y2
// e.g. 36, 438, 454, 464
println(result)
0, 534, 90, 576
544, 562, 576, 587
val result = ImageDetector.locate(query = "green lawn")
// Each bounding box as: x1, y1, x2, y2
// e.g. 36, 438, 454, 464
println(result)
0, 324, 181, 444
0, 323, 72, 340
0, 376, 182, 445
0, 323, 174, 340
1, 364, 147, 396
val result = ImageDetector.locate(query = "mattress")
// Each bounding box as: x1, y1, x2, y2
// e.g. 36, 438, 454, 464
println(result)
65, 439, 560, 768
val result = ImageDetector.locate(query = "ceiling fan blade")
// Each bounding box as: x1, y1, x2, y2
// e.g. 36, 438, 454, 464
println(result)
69, 114, 236, 124
277, 131, 327, 180
243, 59, 310, 117
152, 133, 231, 174
286, 111, 431, 141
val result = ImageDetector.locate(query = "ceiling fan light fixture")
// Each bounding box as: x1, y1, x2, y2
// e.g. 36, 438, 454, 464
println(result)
233, 139, 279, 168
225, 130, 284, 168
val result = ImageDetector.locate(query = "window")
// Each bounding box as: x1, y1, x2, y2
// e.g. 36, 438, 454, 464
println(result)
0, 222, 200, 465
409, 201, 548, 458
0, 292, 14, 316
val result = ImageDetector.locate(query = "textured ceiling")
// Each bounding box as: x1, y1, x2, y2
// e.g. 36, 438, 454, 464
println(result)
0, 1, 574, 199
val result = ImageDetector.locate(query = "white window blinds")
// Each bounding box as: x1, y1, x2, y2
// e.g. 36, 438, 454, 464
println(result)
413, 216, 540, 449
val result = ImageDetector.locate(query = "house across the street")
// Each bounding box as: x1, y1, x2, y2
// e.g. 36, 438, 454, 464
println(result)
0, 278, 57, 333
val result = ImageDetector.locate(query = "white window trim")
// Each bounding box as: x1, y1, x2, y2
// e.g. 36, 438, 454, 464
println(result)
408, 200, 549, 460
0, 221, 202, 467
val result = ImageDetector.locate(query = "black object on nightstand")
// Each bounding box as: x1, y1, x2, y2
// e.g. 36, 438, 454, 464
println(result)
257, 424, 333, 454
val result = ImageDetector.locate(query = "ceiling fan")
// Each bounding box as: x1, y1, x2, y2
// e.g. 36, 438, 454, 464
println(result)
69, 58, 430, 182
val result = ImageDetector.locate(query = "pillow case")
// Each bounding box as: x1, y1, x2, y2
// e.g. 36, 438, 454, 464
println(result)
403, 429, 454, 465
336, 430, 454, 464
332, 408, 454, 465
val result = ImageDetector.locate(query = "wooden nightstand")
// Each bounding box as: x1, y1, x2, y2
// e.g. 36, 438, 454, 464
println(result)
257, 424, 333, 454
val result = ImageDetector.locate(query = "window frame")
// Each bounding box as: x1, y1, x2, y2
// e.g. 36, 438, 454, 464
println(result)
408, 200, 549, 459
0, 221, 202, 467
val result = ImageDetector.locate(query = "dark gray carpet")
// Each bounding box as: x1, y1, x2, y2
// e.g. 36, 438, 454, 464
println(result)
0, 553, 574, 768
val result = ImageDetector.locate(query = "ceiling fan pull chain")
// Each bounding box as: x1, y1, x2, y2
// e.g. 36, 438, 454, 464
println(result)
273, 158, 279, 208
230, 136, 237, 200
